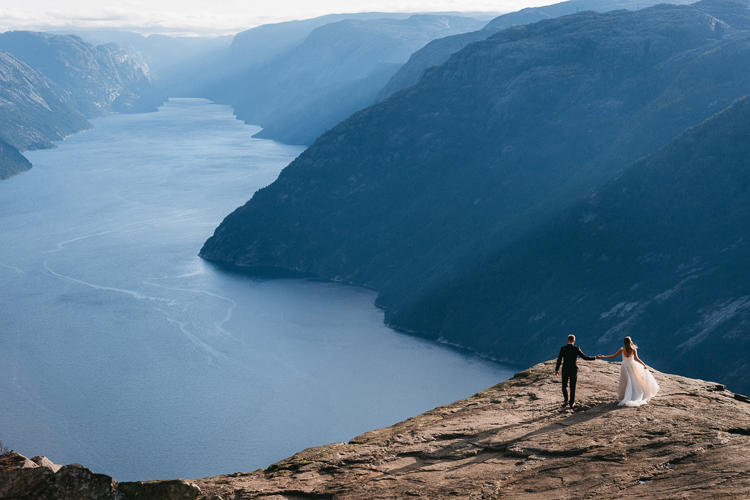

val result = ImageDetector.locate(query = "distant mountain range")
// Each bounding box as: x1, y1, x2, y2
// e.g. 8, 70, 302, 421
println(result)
200, 0, 750, 393
202, 14, 489, 145
0, 31, 161, 117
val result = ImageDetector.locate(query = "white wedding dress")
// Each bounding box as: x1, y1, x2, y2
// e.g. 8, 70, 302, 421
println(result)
617, 352, 659, 407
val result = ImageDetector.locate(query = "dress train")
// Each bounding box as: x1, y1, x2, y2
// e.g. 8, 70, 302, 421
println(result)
617, 354, 659, 407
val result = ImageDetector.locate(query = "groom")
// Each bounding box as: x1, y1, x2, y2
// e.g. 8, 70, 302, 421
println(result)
555, 334, 596, 408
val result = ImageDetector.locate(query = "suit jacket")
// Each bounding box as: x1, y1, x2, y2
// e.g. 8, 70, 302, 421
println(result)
556, 344, 595, 372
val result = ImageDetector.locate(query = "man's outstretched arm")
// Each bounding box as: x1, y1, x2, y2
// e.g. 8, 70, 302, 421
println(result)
577, 347, 596, 361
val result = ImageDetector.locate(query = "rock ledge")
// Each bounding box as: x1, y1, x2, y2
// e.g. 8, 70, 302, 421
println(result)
4, 360, 750, 499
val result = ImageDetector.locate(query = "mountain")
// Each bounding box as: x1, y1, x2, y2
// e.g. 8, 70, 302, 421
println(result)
50, 30, 234, 101
5, 361, 750, 498
375, 0, 697, 102
49, 30, 233, 80
0, 31, 162, 117
394, 92, 750, 393
0, 49, 91, 179
207, 14, 488, 145
200, 0, 750, 392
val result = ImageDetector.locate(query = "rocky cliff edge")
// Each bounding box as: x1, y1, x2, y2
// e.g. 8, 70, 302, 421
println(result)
4, 360, 750, 499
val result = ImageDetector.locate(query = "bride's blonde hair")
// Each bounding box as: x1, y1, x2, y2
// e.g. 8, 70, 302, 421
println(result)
624, 336, 637, 354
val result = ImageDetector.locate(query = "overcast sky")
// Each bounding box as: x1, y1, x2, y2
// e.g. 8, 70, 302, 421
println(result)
0, 0, 557, 37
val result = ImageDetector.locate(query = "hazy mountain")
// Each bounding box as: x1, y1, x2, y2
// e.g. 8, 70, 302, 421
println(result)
168, 13, 441, 102
0, 31, 162, 117
50, 29, 233, 83
206, 14, 487, 145
376, 0, 697, 102
201, 0, 750, 390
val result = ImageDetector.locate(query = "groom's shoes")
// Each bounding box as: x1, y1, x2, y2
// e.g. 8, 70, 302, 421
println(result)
561, 401, 568, 407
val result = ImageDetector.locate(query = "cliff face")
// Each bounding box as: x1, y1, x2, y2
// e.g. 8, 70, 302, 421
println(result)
0, 49, 90, 150
201, 0, 750, 391
6, 361, 749, 499
0, 31, 161, 117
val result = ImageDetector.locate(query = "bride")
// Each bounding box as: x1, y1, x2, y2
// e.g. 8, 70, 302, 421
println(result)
597, 336, 659, 407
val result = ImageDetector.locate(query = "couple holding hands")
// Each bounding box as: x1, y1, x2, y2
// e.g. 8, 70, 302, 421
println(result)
555, 335, 659, 409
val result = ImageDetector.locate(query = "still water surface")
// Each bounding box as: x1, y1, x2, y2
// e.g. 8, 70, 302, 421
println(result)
0, 99, 512, 481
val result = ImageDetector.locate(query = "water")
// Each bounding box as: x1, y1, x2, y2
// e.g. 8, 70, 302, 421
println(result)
0, 98, 513, 481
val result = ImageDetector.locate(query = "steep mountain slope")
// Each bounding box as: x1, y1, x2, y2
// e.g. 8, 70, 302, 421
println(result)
201, 0, 750, 392
0, 31, 161, 116
395, 92, 750, 393
375, 0, 696, 102
211, 15, 487, 145
0, 49, 90, 178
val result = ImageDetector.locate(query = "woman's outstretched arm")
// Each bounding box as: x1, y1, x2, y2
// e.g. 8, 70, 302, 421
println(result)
598, 347, 623, 359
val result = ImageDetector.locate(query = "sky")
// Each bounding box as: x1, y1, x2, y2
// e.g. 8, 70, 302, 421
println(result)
0, 0, 557, 37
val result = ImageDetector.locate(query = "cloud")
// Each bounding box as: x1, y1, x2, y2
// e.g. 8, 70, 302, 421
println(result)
0, 0, 556, 37
0, 7, 259, 36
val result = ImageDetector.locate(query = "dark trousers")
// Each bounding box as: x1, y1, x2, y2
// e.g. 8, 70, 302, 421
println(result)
561, 367, 578, 405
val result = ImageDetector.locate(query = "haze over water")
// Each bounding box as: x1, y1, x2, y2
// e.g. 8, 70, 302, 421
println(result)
0, 98, 512, 481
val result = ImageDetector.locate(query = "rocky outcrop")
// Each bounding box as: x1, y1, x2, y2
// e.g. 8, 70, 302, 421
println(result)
0, 453, 123, 500
193, 360, 750, 499
0, 452, 201, 500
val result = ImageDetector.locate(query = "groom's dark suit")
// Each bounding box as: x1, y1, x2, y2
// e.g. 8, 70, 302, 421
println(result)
556, 343, 596, 407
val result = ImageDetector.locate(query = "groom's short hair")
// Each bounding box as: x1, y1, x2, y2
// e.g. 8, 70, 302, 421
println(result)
568, 335, 576, 342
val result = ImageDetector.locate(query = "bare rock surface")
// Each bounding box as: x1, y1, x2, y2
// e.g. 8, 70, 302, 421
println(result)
193, 360, 750, 499
0, 452, 200, 500
0, 453, 124, 500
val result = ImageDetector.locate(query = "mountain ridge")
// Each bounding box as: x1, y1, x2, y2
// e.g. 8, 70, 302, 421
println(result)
375, 0, 697, 102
